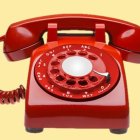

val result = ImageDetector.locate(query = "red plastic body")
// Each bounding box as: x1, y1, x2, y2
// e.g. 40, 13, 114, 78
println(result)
25, 36, 129, 129
2, 14, 139, 131
1, 14, 140, 63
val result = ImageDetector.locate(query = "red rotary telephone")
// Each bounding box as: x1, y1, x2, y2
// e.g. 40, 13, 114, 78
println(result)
0, 14, 140, 134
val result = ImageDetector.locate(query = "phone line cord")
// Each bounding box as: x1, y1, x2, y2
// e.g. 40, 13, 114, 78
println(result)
0, 85, 25, 104
0, 35, 5, 42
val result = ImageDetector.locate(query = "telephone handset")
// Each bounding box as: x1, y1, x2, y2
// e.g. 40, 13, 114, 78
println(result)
0, 14, 140, 134
1, 14, 140, 62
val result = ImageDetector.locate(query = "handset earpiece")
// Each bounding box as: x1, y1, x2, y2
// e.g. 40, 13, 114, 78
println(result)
3, 25, 44, 61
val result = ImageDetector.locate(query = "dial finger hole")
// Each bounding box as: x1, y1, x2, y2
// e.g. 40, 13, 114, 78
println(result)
88, 55, 97, 60
66, 79, 76, 85
89, 76, 98, 82
51, 60, 60, 65
78, 51, 87, 56
78, 80, 88, 86
67, 50, 76, 55
50, 69, 59, 74
56, 75, 65, 81
57, 54, 66, 59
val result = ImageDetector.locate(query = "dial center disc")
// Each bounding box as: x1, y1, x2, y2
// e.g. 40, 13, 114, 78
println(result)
62, 56, 93, 77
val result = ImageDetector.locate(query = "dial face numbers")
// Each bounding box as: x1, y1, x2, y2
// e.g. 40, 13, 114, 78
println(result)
34, 44, 120, 101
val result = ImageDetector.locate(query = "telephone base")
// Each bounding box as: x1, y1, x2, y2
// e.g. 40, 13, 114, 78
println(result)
110, 129, 127, 134
26, 128, 43, 133
25, 36, 129, 134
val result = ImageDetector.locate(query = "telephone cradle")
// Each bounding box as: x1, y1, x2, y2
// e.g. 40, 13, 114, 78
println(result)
0, 14, 140, 134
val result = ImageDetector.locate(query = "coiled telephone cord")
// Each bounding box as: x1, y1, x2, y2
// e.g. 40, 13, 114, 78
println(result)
0, 85, 25, 104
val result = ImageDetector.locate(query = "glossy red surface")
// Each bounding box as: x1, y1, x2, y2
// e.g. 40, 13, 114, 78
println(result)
4, 39, 43, 61
0, 15, 132, 130
34, 44, 119, 101
1, 14, 140, 62
25, 36, 129, 129
95, 24, 105, 42
47, 23, 57, 42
